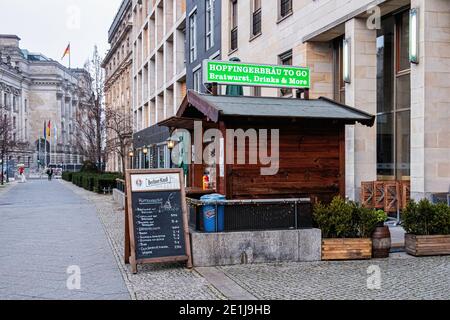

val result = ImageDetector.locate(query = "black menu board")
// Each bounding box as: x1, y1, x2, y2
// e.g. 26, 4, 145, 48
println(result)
125, 169, 192, 273
131, 191, 185, 260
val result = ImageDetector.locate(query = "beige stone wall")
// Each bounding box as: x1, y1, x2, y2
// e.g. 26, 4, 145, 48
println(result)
411, 0, 450, 199
344, 18, 378, 201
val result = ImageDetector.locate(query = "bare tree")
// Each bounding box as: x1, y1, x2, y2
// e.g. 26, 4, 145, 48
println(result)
0, 112, 27, 185
105, 107, 133, 174
74, 45, 105, 170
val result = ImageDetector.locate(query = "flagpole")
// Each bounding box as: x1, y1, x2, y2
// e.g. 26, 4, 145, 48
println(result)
69, 42, 71, 69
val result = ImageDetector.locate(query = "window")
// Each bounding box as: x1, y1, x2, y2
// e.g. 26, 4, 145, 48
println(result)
205, 0, 214, 50
193, 68, 202, 92
279, 50, 293, 97
376, 11, 411, 180
252, 0, 262, 37
252, 87, 261, 97
13, 116, 16, 129
230, 0, 238, 51
24, 99, 27, 113
333, 36, 345, 104
189, 12, 197, 63
279, 0, 292, 19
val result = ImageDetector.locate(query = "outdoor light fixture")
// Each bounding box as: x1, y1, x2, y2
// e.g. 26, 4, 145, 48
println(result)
409, 8, 419, 64
343, 38, 351, 84
129, 151, 134, 158
167, 137, 178, 150
143, 147, 148, 155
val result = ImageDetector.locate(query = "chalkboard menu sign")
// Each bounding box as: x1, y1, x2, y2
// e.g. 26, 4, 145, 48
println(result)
125, 169, 192, 273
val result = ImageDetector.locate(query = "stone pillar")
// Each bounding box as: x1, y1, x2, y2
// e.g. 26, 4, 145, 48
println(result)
294, 42, 334, 99
344, 18, 377, 201
411, 0, 450, 200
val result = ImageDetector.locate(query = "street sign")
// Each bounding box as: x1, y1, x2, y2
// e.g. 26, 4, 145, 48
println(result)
125, 169, 192, 273
203, 59, 311, 89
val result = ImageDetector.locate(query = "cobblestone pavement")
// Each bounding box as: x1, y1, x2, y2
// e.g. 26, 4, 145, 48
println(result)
219, 255, 450, 300
23, 180, 450, 300
63, 181, 225, 300
0, 179, 130, 300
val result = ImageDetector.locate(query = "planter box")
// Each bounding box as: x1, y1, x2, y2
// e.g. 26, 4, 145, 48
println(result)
405, 234, 450, 257
322, 238, 372, 260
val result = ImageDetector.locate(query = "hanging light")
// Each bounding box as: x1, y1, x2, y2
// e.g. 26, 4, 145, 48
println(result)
343, 38, 351, 84
409, 8, 419, 64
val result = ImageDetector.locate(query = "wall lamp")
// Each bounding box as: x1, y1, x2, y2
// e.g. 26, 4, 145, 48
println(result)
343, 38, 351, 84
409, 8, 419, 64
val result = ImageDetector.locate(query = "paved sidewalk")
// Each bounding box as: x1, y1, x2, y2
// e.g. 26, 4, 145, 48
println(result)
0, 180, 130, 300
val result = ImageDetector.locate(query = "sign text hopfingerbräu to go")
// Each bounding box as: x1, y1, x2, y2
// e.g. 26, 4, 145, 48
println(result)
203, 60, 311, 89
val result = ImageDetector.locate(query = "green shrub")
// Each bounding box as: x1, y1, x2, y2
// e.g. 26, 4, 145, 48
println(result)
81, 174, 95, 191
313, 196, 380, 239
402, 199, 450, 235
61, 172, 73, 182
93, 173, 121, 193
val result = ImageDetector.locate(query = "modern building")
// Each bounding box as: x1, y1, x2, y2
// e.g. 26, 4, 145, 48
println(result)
103, 0, 134, 173
130, 0, 187, 169
185, 0, 222, 93
220, 0, 450, 201
0, 35, 92, 174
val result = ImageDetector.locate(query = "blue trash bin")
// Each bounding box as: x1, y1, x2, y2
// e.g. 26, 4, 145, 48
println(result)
201, 194, 226, 232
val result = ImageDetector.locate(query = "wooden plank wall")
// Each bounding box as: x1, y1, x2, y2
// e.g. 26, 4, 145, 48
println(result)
225, 120, 344, 202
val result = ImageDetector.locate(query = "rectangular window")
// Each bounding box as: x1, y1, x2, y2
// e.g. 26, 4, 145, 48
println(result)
193, 68, 202, 92
252, 86, 261, 97
252, 0, 262, 37
279, 50, 293, 97
230, 0, 238, 51
376, 11, 411, 180
205, 0, 214, 50
189, 11, 197, 63
279, 0, 292, 19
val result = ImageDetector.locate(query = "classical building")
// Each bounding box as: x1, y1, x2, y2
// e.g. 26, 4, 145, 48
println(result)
0, 34, 92, 174
220, 0, 450, 201
102, 0, 133, 173
130, 0, 187, 169
185, 0, 222, 93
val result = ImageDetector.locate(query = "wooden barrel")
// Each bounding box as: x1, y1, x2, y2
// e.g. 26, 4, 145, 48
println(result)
372, 226, 391, 258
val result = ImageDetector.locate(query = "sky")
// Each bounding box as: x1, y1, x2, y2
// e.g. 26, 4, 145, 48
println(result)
0, 0, 123, 68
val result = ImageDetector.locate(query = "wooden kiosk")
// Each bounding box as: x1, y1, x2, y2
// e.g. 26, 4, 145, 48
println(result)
161, 90, 375, 203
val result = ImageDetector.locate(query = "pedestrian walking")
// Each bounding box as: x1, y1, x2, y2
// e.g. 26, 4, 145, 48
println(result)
18, 166, 26, 183
46, 167, 54, 181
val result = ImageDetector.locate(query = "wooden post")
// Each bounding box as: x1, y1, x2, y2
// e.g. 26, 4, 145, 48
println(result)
124, 194, 131, 265
211, 82, 218, 96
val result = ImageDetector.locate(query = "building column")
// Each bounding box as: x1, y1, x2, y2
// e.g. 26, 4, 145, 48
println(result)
411, 0, 450, 200
295, 42, 334, 99
344, 18, 377, 201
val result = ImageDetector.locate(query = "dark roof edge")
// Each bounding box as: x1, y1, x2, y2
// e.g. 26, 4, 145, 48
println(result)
318, 96, 375, 127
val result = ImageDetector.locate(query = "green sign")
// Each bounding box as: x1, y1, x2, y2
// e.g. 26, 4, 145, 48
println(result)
203, 60, 310, 89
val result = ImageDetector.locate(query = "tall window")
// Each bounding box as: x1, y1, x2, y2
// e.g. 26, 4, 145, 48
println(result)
279, 50, 293, 97
193, 69, 202, 92
205, 0, 214, 50
376, 11, 411, 180
230, 0, 238, 51
252, 0, 262, 37
189, 11, 197, 63
333, 36, 345, 104
279, 0, 292, 19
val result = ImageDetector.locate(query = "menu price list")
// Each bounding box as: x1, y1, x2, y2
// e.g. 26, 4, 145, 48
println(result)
131, 191, 186, 260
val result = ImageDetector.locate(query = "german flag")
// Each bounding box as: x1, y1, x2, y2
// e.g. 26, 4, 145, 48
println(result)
61, 43, 70, 60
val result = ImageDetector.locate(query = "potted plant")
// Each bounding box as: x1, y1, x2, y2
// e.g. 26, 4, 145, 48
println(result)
371, 210, 391, 258
403, 199, 450, 256
313, 196, 379, 260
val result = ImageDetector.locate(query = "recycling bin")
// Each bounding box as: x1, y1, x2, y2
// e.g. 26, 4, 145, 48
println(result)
200, 194, 226, 232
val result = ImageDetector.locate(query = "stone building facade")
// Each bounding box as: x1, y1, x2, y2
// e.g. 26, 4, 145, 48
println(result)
103, 0, 133, 173
220, 0, 450, 201
130, 0, 187, 169
0, 35, 92, 173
